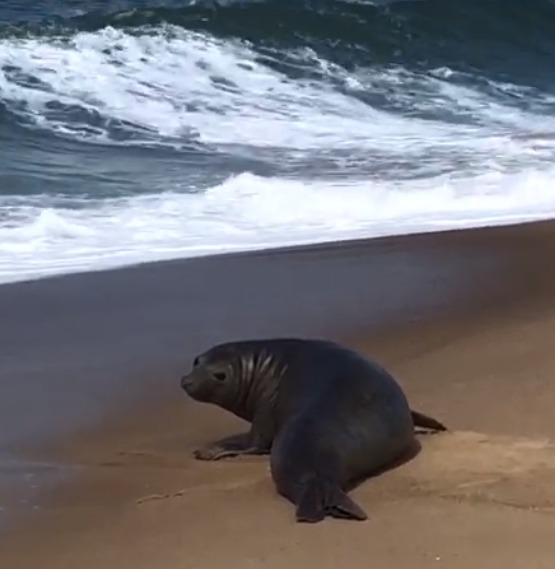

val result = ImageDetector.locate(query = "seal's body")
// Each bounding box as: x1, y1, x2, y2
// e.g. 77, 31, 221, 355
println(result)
181, 338, 446, 523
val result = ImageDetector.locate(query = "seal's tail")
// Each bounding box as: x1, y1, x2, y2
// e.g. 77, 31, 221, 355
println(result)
295, 477, 367, 523
411, 409, 448, 432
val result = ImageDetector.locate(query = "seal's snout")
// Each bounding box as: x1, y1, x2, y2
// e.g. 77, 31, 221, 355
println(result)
180, 373, 192, 392
180, 368, 212, 403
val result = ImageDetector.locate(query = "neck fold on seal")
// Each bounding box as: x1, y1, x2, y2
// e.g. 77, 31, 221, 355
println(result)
227, 347, 285, 423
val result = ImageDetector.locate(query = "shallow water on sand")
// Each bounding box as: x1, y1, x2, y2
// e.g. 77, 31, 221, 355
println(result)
0, 456, 76, 532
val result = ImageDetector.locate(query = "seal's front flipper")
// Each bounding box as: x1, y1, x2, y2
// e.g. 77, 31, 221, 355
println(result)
295, 478, 368, 523
193, 445, 265, 460
193, 433, 269, 461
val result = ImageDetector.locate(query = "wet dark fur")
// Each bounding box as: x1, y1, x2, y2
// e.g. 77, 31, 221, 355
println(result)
181, 338, 447, 523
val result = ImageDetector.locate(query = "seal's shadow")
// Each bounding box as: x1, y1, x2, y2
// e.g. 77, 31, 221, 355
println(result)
207, 428, 434, 494
346, 430, 439, 492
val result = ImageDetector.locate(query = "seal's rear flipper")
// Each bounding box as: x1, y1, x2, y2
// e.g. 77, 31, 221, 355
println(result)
411, 410, 447, 432
295, 479, 368, 523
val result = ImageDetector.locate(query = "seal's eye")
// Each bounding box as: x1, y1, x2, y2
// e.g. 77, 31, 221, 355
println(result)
213, 371, 226, 382
193, 357, 200, 367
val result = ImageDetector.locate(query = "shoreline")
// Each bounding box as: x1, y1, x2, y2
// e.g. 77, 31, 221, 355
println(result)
2, 217, 555, 565
2, 214, 554, 289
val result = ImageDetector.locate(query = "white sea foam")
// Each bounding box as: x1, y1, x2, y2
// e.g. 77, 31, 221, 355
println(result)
2, 25, 553, 151
1, 25, 555, 283
1, 168, 555, 284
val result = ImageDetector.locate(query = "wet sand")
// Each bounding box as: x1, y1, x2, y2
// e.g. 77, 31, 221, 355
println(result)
2, 220, 555, 567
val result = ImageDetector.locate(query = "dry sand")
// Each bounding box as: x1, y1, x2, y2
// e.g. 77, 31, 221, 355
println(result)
2, 220, 555, 568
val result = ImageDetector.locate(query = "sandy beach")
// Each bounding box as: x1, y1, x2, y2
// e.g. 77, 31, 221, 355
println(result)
2, 220, 555, 568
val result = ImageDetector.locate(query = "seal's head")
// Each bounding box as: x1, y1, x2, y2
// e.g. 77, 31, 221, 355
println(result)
180, 340, 284, 421
180, 344, 238, 406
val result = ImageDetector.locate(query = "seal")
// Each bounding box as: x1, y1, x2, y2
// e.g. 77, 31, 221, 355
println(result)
180, 338, 447, 523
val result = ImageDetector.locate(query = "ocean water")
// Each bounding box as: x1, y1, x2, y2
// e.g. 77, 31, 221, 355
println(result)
1, 0, 555, 284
